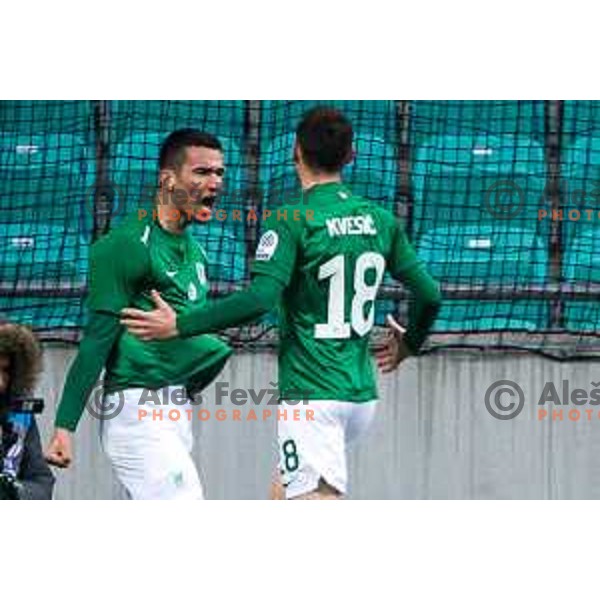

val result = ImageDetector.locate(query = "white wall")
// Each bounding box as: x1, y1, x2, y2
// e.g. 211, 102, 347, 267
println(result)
36, 345, 600, 499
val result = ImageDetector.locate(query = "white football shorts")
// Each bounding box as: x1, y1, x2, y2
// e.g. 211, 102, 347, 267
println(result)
278, 400, 378, 499
100, 384, 203, 500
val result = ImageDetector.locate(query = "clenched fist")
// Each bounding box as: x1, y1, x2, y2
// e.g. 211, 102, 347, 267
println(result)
45, 428, 73, 468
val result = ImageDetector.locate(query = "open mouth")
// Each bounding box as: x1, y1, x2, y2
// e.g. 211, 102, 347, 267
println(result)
201, 195, 218, 210
187, 195, 218, 224
189, 189, 218, 210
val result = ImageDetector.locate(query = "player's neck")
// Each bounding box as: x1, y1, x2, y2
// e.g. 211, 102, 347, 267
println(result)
155, 202, 187, 235
299, 171, 342, 191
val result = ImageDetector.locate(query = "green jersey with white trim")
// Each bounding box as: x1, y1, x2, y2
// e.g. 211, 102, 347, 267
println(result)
252, 182, 422, 402
88, 213, 231, 394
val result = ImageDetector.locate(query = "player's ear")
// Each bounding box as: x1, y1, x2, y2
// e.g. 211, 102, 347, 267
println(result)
294, 141, 306, 168
159, 169, 176, 192
344, 147, 355, 166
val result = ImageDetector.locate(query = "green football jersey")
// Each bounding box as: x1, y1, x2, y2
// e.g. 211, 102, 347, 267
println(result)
252, 182, 421, 402
88, 213, 231, 394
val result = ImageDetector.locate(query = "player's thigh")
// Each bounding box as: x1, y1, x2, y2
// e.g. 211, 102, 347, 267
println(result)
106, 426, 203, 500
101, 388, 202, 500
278, 401, 346, 499
169, 385, 196, 453
140, 431, 203, 500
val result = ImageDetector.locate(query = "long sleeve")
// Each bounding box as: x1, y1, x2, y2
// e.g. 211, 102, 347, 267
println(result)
54, 312, 121, 431
396, 261, 442, 354
388, 219, 442, 354
17, 420, 55, 500
55, 225, 149, 431
177, 274, 285, 338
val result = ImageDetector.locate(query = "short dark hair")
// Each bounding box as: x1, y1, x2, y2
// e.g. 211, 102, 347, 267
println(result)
296, 106, 353, 173
159, 129, 222, 171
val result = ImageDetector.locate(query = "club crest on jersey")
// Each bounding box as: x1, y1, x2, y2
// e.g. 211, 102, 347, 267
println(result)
188, 282, 198, 301
196, 262, 207, 286
256, 230, 279, 261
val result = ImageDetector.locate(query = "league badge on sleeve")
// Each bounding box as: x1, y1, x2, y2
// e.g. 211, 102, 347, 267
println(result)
255, 230, 279, 261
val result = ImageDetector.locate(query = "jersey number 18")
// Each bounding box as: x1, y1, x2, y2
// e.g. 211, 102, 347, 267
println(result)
314, 252, 385, 339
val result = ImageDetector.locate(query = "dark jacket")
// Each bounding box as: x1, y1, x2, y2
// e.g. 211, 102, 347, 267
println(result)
16, 419, 55, 500
0, 323, 55, 500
